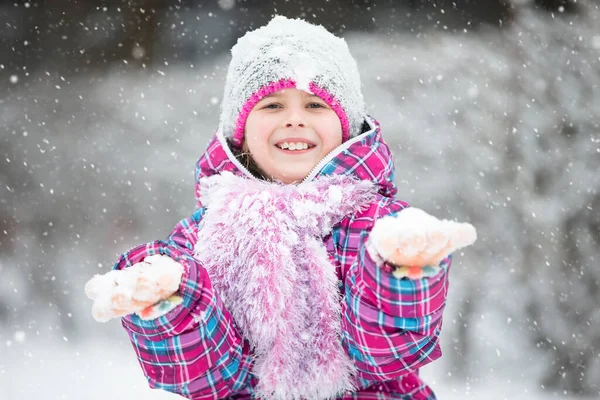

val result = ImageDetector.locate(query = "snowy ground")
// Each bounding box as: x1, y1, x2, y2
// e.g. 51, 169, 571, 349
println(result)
1, 331, 592, 399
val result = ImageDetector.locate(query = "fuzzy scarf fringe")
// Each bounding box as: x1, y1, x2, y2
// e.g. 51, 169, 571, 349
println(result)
193, 172, 376, 400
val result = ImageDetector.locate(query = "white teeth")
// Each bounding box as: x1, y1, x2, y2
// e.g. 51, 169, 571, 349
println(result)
278, 142, 310, 150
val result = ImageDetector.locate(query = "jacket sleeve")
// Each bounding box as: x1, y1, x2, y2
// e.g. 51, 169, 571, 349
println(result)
337, 200, 451, 382
113, 208, 252, 399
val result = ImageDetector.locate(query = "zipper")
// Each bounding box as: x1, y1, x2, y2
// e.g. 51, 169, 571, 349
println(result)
216, 116, 377, 184
216, 129, 257, 180
301, 117, 376, 183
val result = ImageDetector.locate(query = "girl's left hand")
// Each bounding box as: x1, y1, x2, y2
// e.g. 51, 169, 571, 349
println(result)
367, 207, 477, 278
84, 255, 184, 322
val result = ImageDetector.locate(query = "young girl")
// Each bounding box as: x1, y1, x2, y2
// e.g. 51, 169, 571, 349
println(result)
85, 16, 476, 400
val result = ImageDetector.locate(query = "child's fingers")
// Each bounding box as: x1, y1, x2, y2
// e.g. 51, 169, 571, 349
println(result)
91, 290, 157, 322
376, 228, 440, 267
84, 276, 104, 300
390, 248, 416, 266
396, 231, 428, 258
134, 276, 180, 303
389, 234, 429, 266
375, 236, 395, 260
426, 239, 455, 266
87, 256, 184, 322
98, 292, 152, 321
424, 230, 451, 257
447, 222, 477, 250
84, 270, 120, 300
426, 222, 476, 265
133, 262, 183, 303
393, 248, 429, 267
91, 294, 119, 322
87, 268, 138, 321
412, 236, 447, 267
369, 209, 477, 271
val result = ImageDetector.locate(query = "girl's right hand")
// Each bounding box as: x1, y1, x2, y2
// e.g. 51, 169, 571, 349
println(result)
84, 255, 184, 322
368, 207, 477, 279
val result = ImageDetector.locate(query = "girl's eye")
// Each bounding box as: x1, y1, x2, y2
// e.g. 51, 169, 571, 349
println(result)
307, 102, 326, 109
263, 103, 281, 109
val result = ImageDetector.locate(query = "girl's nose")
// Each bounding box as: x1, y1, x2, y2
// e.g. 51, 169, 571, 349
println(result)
284, 108, 305, 128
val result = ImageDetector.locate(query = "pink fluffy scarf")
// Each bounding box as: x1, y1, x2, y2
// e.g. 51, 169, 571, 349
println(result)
193, 171, 377, 400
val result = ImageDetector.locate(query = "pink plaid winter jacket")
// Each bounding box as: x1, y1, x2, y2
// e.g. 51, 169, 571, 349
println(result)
114, 117, 450, 399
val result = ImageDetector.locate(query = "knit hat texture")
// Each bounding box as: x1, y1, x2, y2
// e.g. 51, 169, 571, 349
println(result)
219, 16, 366, 148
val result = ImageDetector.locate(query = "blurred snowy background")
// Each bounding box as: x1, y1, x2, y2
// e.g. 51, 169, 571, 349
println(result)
1, 0, 599, 399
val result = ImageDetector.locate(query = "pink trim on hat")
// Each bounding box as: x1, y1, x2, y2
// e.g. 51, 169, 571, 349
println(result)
231, 78, 350, 148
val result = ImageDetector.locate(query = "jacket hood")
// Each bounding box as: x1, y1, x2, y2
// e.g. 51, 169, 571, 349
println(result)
194, 116, 397, 206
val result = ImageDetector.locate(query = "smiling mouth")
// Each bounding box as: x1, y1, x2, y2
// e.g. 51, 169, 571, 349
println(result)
276, 141, 316, 151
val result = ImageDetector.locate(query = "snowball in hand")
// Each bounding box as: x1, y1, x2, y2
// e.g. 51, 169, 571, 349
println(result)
368, 207, 477, 268
84, 255, 184, 322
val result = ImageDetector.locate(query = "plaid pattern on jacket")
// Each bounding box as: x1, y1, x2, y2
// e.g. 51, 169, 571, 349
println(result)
114, 117, 450, 399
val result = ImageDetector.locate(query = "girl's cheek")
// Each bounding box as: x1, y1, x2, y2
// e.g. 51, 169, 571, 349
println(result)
255, 125, 273, 144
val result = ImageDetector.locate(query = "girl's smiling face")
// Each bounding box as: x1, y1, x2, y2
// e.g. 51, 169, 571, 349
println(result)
243, 88, 343, 184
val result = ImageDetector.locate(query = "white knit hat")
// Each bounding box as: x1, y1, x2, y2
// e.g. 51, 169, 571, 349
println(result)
219, 16, 366, 148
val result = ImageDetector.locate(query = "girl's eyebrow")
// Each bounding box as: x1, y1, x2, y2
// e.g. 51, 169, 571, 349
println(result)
257, 93, 281, 102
